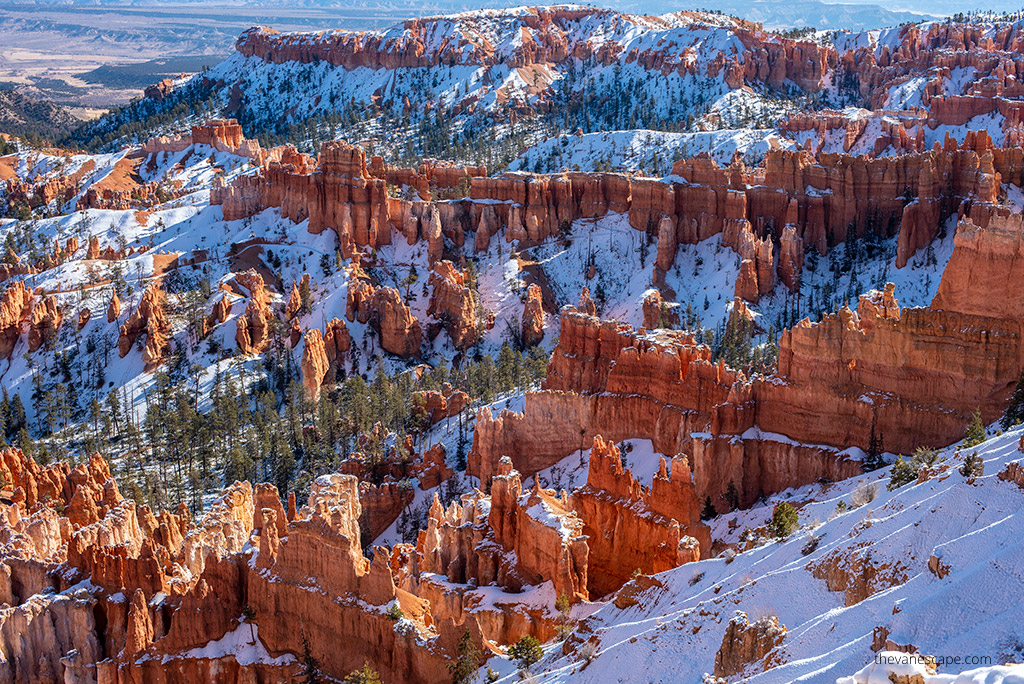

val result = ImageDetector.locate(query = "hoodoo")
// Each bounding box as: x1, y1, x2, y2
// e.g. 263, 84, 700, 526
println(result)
3, 5, 1024, 683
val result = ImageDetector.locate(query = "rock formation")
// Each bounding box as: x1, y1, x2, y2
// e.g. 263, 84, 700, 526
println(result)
714, 612, 786, 677
107, 291, 121, 323
117, 283, 169, 370
0, 280, 33, 359
27, 294, 62, 351
373, 287, 421, 357
416, 457, 589, 604
570, 437, 708, 596
521, 284, 545, 346
412, 384, 469, 426
301, 328, 330, 400
234, 271, 273, 355
427, 260, 478, 349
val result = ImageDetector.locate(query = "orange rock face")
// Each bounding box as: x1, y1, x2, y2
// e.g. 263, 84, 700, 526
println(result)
521, 283, 545, 346
301, 328, 330, 400
27, 294, 62, 352
714, 612, 786, 677
117, 284, 169, 370
107, 290, 121, 323
570, 437, 708, 596
417, 457, 589, 604
427, 260, 478, 349
234, 270, 273, 355
375, 286, 421, 358
358, 479, 414, 541
471, 307, 861, 511
0, 280, 33, 359
412, 384, 469, 426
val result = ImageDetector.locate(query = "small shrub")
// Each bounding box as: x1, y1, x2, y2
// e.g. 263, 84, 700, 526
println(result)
577, 639, 598, 666
723, 548, 736, 565
385, 602, 404, 621
911, 446, 942, 467
767, 502, 799, 539
486, 667, 499, 683
888, 456, 916, 491
849, 481, 878, 508
998, 635, 1024, 665
508, 635, 543, 672
689, 571, 705, 586
800, 533, 821, 556
835, 500, 848, 515
959, 451, 984, 481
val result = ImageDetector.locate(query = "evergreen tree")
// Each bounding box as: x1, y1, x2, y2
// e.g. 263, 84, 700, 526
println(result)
888, 456, 916, 491
724, 480, 740, 511
959, 451, 984, 481
507, 635, 543, 673
700, 496, 716, 520
964, 408, 986, 448
1001, 370, 1024, 429
862, 424, 885, 471
300, 635, 321, 684
448, 629, 480, 684
345, 663, 382, 684
767, 502, 799, 539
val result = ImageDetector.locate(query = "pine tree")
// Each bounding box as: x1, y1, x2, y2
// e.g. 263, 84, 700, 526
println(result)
964, 408, 986, 448
724, 480, 740, 511
1001, 370, 1024, 429
507, 635, 543, 673
863, 424, 885, 471
767, 502, 799, 539
345, 663, 382, 684
300, 635, 321, 684
701, 496, 716, 520
448, 629, 480, 684
888, 455, 916, 490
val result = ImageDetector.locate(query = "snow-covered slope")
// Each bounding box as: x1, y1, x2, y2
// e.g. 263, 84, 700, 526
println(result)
503, 426, 1024, 683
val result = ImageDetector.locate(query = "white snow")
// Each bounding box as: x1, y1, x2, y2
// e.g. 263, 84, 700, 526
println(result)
182, 621, 295, 666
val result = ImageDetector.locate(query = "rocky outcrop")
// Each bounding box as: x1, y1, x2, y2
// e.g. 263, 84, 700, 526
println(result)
641, 289, 663, 330
107, 290, 121, 323
300, 317, 353, 397
234, 271, 273, 355
205, 295, 231, 335
577, 287, 597, 317
344, 270, 420, 357
27, 294, 62, 351
417, 457, 589, 603
0, 280, 33, 359
374, 287, 421, 357
117, 283, 169, 370
359, 480, 414, 541
412, 384, 469, 426
301, 328, 330, 401
998, 460, 1024, 488
713, 611, 786, 677
249, 473, 455, 683
570, 437, 708, 596
0, 445, 497, 683
521, 283, 545, 346
427, 260, 478, 349
471, 306, 862, 510
142, 119, 268, 163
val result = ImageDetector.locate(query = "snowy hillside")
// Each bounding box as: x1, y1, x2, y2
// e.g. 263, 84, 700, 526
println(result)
500, 425, 1024, 683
